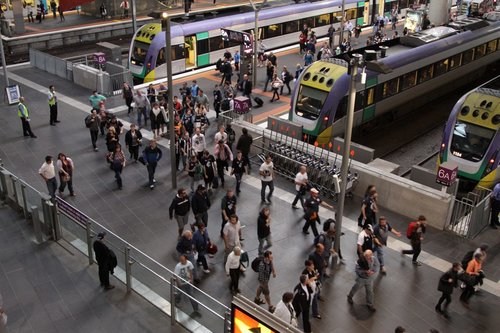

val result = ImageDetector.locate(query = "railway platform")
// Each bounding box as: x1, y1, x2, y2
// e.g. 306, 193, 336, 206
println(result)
1, 41, 500, 333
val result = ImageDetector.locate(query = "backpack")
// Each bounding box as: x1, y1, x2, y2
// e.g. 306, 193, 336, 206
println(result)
251, 256, 263, 272
85, 114, 92, 128
461, 250, 474, 270
406, 221, 418, 239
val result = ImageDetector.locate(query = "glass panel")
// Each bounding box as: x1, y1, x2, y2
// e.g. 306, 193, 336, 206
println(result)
315, 14, 331, 27
418, 65, 433, 83
131, 41, 149, 65
400, 71, 417, 90
295, 85, 328, 120
382, 78, 399, 98
486, 40, 497, 54
345, 8, 357, 20
209, 36, 224, 52
334, 97, 348, 121
284, 21, 299, 34
299, 18, 315, 30
157, 49, 165, 66
355, 90, 365, 110
449, 54, 462, 70
333, 11, 342, 23
434, 59, 449, 76
263, 24, 282, 38
462, 48, 474, 65
450, 121, 495, 162
173, 45, 184, 61
365, 88, 375, 106
475, 44, 486, 59
197, 39, 209, 55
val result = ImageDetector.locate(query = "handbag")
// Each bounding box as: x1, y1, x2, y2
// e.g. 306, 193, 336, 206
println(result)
62, 174, 71, 182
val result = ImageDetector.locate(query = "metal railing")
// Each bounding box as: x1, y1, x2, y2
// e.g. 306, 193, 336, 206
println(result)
0, 163, 230, 332
447, 186, 492, 238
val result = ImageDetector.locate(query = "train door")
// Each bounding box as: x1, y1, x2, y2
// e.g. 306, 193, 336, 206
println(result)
195, 32, 210, 67
358, 1, 370, 26
185, 35, 197, 69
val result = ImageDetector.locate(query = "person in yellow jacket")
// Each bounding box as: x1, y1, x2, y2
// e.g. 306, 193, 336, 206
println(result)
18, 97, 37, 138
48, 85, 59, 125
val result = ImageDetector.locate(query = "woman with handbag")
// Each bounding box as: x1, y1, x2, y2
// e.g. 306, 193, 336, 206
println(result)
56, 153, 75, 196
270, 74, 283, 103
108, 144, 126, 190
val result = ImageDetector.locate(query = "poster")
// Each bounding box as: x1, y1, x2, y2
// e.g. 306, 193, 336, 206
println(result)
5, 85, 20, 105
232, 307, 276, 333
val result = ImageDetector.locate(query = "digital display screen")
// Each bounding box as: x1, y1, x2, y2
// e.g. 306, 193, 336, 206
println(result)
232, 306, 277, 333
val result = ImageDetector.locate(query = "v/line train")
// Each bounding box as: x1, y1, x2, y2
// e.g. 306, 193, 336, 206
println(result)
129, 0, 412, 83
288, 16, 500, 146
438, 76, 500, 191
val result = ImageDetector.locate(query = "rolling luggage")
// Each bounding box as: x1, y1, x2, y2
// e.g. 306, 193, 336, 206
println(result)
253, 96, 264, 107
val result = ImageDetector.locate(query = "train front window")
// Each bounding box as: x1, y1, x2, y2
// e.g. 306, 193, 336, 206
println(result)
295, 85, 328, 120
450, 121, 495, 162
132, 41, 149, 65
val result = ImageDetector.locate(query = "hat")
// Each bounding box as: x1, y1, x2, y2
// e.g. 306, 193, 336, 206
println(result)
365, 224, 373, 232
197, 184, 206, 191
310, 188, 319, 194
97, 232, 106, 240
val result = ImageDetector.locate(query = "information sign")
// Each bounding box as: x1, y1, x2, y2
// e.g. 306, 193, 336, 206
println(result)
5, 85, 21, 105
436, 161, 458, 186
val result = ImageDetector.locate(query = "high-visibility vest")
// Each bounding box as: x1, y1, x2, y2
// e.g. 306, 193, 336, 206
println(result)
18, 103, 29, 118
48, 91, 57, 106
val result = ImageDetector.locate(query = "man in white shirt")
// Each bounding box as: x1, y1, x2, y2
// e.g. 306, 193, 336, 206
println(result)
39, 155, 57, 198
292, 165, 308, 209
214, 125, 228, 145
225, 246, 242, 295
191, 127, 206, 161
259, 154, 274, 204
274, 292, 298, 327
174, 254, 199, 312
223, 214, 241, 264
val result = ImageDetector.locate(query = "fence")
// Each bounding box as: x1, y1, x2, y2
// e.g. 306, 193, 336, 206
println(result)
447, 186, 492, 238
0, 162, 230, 333
30, 48, 73, 81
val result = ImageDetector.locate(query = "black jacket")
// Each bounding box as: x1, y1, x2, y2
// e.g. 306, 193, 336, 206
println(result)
236, 133, 253, 155
438, 268, 459, 294
125, 129, 142, 147
192, 191, 210, 215
292, 283, 312, 313
257, 212, 271, 239
169, 194, 190, 218
93, 240, 110, 266
241, 79, 253, 95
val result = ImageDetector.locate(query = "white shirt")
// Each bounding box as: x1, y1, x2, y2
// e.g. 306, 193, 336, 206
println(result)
39, 162, 56, 179
294, 172, 308, 191
260, 162, 274, 182
191, 133, 206, 153
357, 230, 371, 246
274, 300, 295, 326
174, 260, 194, 283
223, 220, 241, 248
214, 131, 228, 144
225, 251, 241, 274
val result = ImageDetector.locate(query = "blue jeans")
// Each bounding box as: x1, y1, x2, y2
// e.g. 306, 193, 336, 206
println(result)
46, 177, 57, 198
374, 246, 384, 268
137, 107, 148, 127
175, 283, 199, 311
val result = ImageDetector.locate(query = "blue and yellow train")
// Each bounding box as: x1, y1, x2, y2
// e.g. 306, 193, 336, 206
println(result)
438, 75, 500, 191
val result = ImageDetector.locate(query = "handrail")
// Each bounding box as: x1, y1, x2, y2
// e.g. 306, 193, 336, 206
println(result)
172, 279, 226, 320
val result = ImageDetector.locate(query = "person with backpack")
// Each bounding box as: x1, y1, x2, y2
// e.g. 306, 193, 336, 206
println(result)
302, 188, 334, 237
314, 219, 337, 273
373, 216, 401, 274
401, 215, 427, 266
357, 224, 376, 258
254, 250, 276, 313
435, 262, 461, 318
214, 140, 233, 187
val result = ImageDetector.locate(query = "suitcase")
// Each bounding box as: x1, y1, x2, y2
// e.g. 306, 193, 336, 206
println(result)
253, 96, 264, 107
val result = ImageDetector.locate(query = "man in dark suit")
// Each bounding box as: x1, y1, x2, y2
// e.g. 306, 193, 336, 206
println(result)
292, 274, 312, 333
93, 232, 115, 290
241, 74, 253, 98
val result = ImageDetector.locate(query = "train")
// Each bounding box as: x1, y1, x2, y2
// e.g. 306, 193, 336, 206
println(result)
438, 75, 500, 191
129, 0, 408, 82
288, 16, 500, 145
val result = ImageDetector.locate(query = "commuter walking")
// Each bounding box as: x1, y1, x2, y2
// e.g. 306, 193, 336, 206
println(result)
347, 249, 379, 312
302, 259, 321, 319
89, 90, 106, 110
192, 184, 211, 229
17, 97, 37, 138
56, 153, 75, 197
263, 61, 275, 92
236, 128, 253, 171
142, 140, 162, 189
187, 155, 203, 193
58, 6, 65, 21
99, 2, 107, 19
303, 188, 334, 237
360, 186, 378, 227
26, 3, 34, 22
401, 215, 427, 266
223, 214, 242, 264
315, 219, 338, 272
169, 188, 191, 239
134, 90, 150, 128
240, 74, 253, 99
192, 127, 206, 161
280, 66, 293, 95
490, 182, 500, 228
460, 253, 484, 306
215, 140, 233, 187
200, 150, 216, 191
270, 74, 283, 102
225, 246, 242, 295
357, 224, 375, 258
259, 154, 275, 204
193, 223, 211, 274
304, 50, 314, 66
254, 250, 276, 312
292, 165, 308, 209
174, 254, 199, 313
93, 232, 115, 290
435, 262, 461, 318
122, 82, 134, 115
373, 216, 401, 274
221, 189, 237, 236
105, 126, 119, 152
108, 144, 126, 190
50, 0, 56, 18
257, 206, 272, 255
124, 124, 142, 162
48, 85, 59, 125
119, 0, 129, 18
39, 155, 57, 199
85, 109, 100, 151
292, 275, 313, 333
231, 151, 247, 195
274, 292, 298, 328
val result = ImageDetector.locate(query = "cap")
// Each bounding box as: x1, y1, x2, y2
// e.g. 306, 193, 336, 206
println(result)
365, 224, 373, 232
97, 232, 106, 240
310, 188, 319, 194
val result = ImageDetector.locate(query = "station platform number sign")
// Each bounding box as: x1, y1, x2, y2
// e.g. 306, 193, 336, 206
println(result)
436, 161, 458, 187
